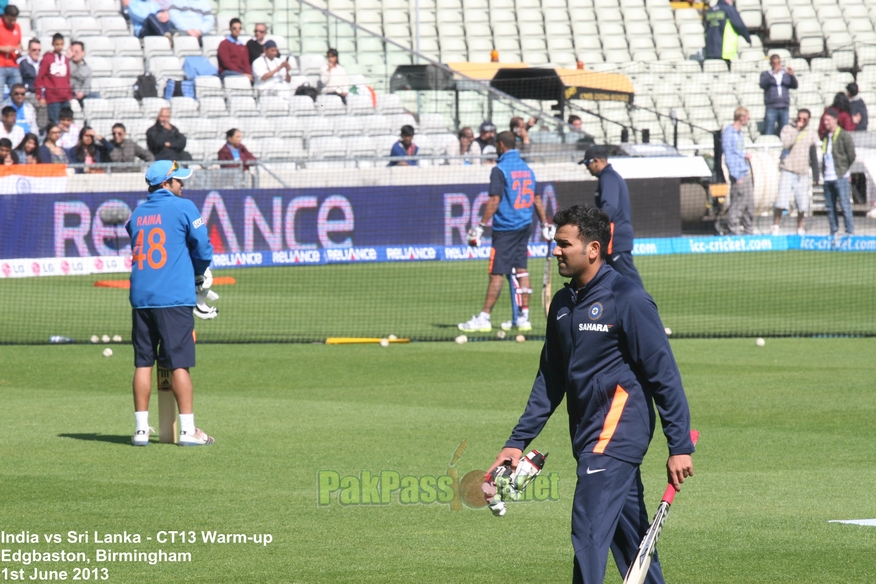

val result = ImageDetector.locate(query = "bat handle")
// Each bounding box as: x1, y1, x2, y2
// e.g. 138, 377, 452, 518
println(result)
660, 483, 677, 505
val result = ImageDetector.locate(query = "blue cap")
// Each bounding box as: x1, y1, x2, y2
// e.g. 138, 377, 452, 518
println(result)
145, 160, 193, 186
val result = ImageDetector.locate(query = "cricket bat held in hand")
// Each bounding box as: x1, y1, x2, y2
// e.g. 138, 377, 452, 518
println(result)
623, 430, 699, 584
541, 241, 552, 316
157, 366, 178, 444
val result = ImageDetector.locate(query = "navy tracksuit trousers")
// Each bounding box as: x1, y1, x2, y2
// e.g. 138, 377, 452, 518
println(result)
571, 453, 665, 584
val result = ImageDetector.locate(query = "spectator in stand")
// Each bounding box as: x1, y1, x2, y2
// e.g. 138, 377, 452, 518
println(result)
0, 105, 23, 147
388, 125, 418, 167
0, 138, 16, 165
169, 0, 215, 41
252, 40, 292, 97
217, 18, 253, 81
38, 124, 70, 163
510, 116, 531, 148
818, 93, 856, 139
18, 38, 40, 93
218, 128, 256, 169
722, 106, 754, 235
35, 33, 72, 128
847, 83, 867, 131
124, 0, 163, 38
3, 83, 37, 134
136, 4, 174, 39
66, 126, 113, 173
246, 23, 268, 63
568, 115, 582, 130
446, 126, 482, 165
146, 107, 192, 160
772, 108, 819, 236
0, 5, 23, 91
108, 123, 154, 170
821, 108, 856, 240
476, 121, 497, 160
69, 41, 95, 104
319, 48, 348, 99
13, 132, 39, 163
57, 108, 81, 150
759, 54, 797, 136
704, 0, 751, 64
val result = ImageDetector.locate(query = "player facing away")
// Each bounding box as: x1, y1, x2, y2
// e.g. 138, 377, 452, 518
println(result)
127, 160, 215, 446
579, 146, 644, 288
487, 205, 695, 584
458, 131, 553, 333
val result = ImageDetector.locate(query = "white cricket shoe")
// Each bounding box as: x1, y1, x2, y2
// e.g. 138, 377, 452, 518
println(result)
770, 224, 780, 236
797, 227, 806, 236
501, 318, 533, 332
178, 428, 215, 446
132, 427, 154, 447
458, 314, 492, 332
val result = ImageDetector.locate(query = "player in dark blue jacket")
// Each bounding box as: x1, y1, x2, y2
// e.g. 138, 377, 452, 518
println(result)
580, 147, 643, 288
704, 0, 751, 62
488, 205, 695, 584
126, 160, 215, 447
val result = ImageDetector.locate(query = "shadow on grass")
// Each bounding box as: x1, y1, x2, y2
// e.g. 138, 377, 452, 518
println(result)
58, 433, 133, 445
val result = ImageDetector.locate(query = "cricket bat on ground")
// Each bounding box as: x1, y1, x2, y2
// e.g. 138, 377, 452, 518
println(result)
157, 366, 178, 444
541, 241, 552, 316
623, 429, 699, 584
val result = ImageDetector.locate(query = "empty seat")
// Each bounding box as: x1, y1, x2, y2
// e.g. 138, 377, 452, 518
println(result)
79, 35, 114, 56
113, 36, 143, 57
99, 15, 129, 36
302, 116, 334, 138
316, 94, 346, 116
170, 96, 199, 117
194, 76, 224, 97
112, 97, 141, 118
201, 35, 223, 58
346, 94, 375, 115
309, 136, 346, 158
199, 97, 228, 117
83, 98, 113, 119
142, 97, 171, 119
259, 96, 289, 117
89, 0, 120, 18
290, 95, 317, 116
332, 116, 363, 136
88, 56, 113, 78
174, 36, 202, 58
112, 57, 144, 78
60, 0, 89, 17
149, 56, 184, 79
229, 96, 259, 116
144, 36, 173, 58
377, 93, 404, 114
37, 16, 71, 36
223, 75, 254, 97
69, 16, 100, 38
420, 112, 449, 133
274, 117, 305, 137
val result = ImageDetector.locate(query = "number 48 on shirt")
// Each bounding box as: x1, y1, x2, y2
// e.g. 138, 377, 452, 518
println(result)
132, 227, 167, 270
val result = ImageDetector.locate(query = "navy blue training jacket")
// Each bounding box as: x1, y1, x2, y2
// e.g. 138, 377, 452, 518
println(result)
594, 164, 634, 255
505, 264, 694, 464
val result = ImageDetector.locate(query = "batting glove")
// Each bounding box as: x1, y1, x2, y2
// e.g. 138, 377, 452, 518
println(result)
541, 223, 557, 241
194, 289, 219, 320
467, 224, 485, 247
195, 267, 213, 293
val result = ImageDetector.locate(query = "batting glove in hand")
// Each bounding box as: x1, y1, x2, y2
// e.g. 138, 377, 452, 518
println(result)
541, 223, 557, 241
467, 224, 485, 247
194, 289, 219, 320
195, 267, 213, 293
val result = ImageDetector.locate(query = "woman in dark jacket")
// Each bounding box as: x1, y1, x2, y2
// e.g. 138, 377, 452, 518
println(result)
66, 126, 114, 173
14, 133, 40, 164
38, 125, 70, 164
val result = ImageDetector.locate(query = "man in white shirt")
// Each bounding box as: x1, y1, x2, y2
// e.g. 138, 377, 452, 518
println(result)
1, 84, 36, 135
319, 48, 348, 98
251, 40, 292, 99
0, 105, 24, 148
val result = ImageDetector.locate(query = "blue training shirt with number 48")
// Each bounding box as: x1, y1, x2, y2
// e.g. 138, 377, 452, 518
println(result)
125, 188, 213, 309
489, 149, 537, 232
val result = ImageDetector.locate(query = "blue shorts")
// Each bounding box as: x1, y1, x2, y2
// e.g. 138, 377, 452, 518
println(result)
132, 306, 196, 369
489, 226, 530, 275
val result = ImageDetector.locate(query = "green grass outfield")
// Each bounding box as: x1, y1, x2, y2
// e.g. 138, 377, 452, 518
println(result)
1, 339, 875, 583
1, 250, 874, 344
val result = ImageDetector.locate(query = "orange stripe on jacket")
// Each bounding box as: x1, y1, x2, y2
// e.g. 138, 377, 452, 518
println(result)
593, 385, 628, 454
488, 247, 495, 273
608, 222, 615, 256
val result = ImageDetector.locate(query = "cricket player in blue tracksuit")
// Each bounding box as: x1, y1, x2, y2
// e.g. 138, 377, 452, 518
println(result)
488, 205, 695, 584
126, 160, 215, 447
458, 131, 552, 333
580, 146, 644, 289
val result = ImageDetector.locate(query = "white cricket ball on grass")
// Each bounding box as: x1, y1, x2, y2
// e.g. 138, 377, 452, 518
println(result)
102, 348, 113, 357
455, 335, 468, 345
379, 338, 390, 347
515, 334, 526, 343
112, 335, 122, 343
388, 334, 398, 341
496, 330, 506, 339
756, 338, 765, 347
101, 334, 110, 343
90, 335, 99, 344
664, 327, 672, 336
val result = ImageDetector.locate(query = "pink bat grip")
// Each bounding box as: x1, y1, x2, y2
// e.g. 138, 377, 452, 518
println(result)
661, 484, 677, 505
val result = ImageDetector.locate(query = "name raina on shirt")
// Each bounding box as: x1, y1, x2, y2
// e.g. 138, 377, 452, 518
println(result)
135, 214, 163, 226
